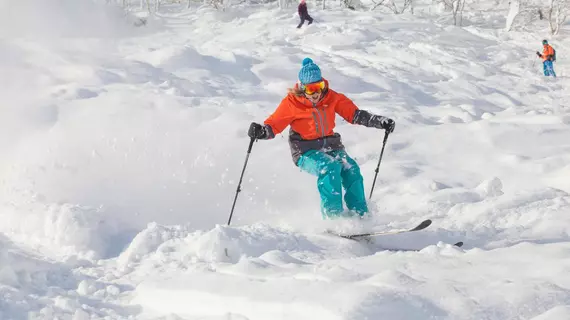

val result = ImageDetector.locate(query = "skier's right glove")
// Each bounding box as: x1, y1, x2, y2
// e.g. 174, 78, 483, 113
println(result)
536, 51, 542, 58
248, 122, 273, 140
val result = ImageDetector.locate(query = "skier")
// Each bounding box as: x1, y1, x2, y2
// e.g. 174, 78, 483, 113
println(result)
536, 39, 556, 77
297, 0, 313, 29
247, 58, 395, 219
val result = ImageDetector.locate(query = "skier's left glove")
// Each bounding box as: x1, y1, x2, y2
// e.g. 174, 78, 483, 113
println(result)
371, 116, 395, 133
353, 110, 395, 133
382, 118, 395, 133
536, 51, 542, 58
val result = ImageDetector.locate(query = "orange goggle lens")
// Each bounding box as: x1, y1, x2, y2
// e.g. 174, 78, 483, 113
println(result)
302, 81, 325, 95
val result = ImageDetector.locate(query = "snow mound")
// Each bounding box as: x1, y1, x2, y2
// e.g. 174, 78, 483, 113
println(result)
0, 200, 119, 260
476, 177, 504, 197
118, 223, 318, 270
531, 306, 570, 320
134, 241, 570, 320
0, 234, 124, 319
118, 222, 194, 268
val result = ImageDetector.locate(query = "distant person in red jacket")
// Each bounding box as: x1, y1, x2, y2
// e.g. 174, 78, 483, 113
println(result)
297, 0, 313, 29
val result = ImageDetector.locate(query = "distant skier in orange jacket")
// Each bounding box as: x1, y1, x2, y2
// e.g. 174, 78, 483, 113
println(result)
536, 39, 556, 77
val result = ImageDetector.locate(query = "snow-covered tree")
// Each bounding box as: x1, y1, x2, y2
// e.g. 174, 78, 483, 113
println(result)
505, 0, 567, 33
506, 0, 521, 31
548, 0, 568, 34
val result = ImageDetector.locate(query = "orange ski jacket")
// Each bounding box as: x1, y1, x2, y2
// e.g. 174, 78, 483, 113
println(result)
264, 81, 358, 140
542, 44, 555, 61
262, 80, 387, 164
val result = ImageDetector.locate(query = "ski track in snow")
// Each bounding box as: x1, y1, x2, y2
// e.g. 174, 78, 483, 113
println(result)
1, 0, 570, 319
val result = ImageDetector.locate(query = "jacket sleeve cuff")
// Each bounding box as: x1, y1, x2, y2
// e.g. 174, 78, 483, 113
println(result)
353, 110, 388, 128
264, 125, 275, 139
353, 109, 373, 126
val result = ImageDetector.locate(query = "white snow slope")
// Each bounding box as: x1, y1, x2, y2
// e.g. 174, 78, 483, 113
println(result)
1, 0, 570, 319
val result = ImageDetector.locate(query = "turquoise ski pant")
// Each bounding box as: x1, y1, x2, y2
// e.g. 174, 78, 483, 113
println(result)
543, 60, 556, 77
297, 149, 368, 218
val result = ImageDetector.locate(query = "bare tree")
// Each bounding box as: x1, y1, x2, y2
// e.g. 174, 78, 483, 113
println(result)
432, 0, 465, 26
548, 0, 568, 34
278, 0, 293, 9
370, 0, 387, 11
453, 0, 465, 25
370, 0, 413, 14
341, 0, 359, 10
207, 0, 231, 10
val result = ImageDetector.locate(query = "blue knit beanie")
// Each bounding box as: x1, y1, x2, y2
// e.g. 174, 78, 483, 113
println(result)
298, 58, 322, 85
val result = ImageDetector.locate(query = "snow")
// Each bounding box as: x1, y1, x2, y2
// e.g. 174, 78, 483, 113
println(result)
134, 241, 569, 320
1, 0, 570, 319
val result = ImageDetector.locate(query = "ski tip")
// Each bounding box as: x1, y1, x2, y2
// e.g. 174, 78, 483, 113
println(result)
411, 219, 432, 231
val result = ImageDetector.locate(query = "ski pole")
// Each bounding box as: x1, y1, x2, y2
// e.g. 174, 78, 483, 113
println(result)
227, 137, 256, 226
369, 130, 390, 200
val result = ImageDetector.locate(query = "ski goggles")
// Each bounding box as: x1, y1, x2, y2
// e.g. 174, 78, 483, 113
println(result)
301, 80, 325, 95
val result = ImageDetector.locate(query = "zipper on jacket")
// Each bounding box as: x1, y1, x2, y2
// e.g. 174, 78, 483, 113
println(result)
313, 104, 325, 138
311, 112, 320, 136
313, 103, 327, 150
321, 108, 328, 135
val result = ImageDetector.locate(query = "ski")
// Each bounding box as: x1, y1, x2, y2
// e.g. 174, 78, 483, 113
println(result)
381, 241, 464, 252
325, 219, 464, 251
330, 219, 432, 240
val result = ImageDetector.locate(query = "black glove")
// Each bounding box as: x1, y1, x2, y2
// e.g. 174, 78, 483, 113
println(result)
381, 118, 395, 133
248, 122, 269, 139
353, 110, 395, 133
369, 116, 395, 133
536, 51, 542, 57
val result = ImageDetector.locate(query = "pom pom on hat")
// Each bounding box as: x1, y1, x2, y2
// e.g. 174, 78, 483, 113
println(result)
302, 57, 313, 66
